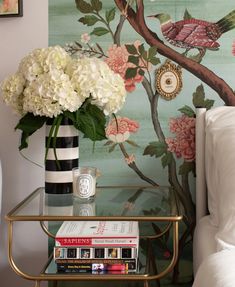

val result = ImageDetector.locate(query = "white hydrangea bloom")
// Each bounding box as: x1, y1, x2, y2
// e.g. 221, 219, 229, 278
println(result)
89, 59, 126, 115
23, 71, 83, 118
66, 57, 94, 102
18, 46, 70, 82
1, 46, 126, 120
67, 57, 126, 115
18, 48, 47, 81
1, 73, 25, 114
43, 46, 71, 72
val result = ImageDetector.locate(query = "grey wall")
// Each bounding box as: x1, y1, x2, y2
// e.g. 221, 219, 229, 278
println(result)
0, 1, 48, 286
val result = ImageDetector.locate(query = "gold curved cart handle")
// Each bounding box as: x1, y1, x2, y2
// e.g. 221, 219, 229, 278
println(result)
40, 221, 56, 239
7, 219, 179, 286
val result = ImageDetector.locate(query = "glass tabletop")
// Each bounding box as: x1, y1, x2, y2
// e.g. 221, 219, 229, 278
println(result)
6, 186, 180, 220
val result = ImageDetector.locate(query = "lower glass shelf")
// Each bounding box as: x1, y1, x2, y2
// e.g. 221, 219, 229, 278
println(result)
42, 237, 173, 281
44, 257, 148, 277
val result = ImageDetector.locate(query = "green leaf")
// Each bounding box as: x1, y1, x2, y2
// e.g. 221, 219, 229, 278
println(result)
193, 84, 205, 106
138, 69, 145, 76
138, 43, 145, 55
142, 51, 148, 61
126, 140, 139, 147
109, 143, 117, 153
125, 67, 138, 79
75, 0, 93, 13
15, 113, 47, 150
79, 15, 100, 26
204, 99, 215, 110
104, 140, 113, 146
51, 115, 63, 169
192, 84, 214, 109
148, 46, 157, 58
91, 27, 110, 36
179, 161, 195, 175
15, 113, 47, 134
63, 111, 76, 122
143, 141, 167, 158
17, 131, 31, 150
178, 105, 195, 117
161, 152, 173, 168
149, 56, 160, 65
128, 55, 139, 66
74, 102, 106, 141
96, 43, 104, 53
91, 0, 102, 12
184, 9, 193, 20
125, 44, 137, 55
74, 41, 83, 48
105, 7, 116, 23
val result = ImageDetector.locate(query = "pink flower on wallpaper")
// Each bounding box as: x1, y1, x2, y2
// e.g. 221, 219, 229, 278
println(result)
105, 41, 149, 92
232, 41, 235, 56
105, 117, 139, 143
125, 154, 136, 165
81, 33, 90, 44
166, 115, 195, 162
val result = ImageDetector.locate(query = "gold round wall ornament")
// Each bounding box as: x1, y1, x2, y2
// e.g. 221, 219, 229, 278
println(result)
155, 60, 183, 100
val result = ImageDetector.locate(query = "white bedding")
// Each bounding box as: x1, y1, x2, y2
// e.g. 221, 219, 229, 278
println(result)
205, 107, 235, 250
193, 215, 217, 274
193, 249, 235, 287
193, 107, 235, 287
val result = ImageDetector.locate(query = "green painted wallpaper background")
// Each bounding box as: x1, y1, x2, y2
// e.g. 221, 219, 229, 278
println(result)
48, 0, 234, 188
48, 1, 235, 286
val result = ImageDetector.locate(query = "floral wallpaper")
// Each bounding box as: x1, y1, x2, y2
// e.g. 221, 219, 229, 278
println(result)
49, 0, 235, 285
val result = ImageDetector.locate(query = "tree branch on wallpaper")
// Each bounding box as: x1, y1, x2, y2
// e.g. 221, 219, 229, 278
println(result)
73, 0, 233, 282
142, 76, 195, 226
114, 14, 126, 45
115, 0, 235, 106
119, 142, 159, 186
74, 0, 195, 238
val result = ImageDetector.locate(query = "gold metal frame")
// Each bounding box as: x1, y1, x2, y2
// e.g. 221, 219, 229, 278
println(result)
155, 60, 183, 100
40, 221, 56, 239
5, 187, 182, 287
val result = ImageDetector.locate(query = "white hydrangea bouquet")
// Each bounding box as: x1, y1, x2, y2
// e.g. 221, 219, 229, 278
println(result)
1, 46, 126, 153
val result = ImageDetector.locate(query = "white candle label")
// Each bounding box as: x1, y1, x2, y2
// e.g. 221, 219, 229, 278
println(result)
76, 174, 95, 198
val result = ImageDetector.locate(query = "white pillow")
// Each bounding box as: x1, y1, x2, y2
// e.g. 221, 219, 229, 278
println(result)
205, 107, 235, 249
216, 212, 235, 251
193, 249, 235, 287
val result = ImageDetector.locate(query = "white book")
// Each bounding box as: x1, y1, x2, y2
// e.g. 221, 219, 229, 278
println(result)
55, 221, 139, 248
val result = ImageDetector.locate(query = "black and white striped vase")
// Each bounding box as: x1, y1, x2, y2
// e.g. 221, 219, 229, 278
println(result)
45, 117, 79, 194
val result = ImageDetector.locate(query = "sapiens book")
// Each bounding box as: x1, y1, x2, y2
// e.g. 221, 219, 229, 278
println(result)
54, 246, 137, 260
56, 259, 137, 271
55, 221, 139, 247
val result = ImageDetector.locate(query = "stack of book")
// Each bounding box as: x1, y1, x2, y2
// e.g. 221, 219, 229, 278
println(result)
54, 221, 139, 274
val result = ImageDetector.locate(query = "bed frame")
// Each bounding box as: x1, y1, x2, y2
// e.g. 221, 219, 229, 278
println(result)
195, 108, 207, 223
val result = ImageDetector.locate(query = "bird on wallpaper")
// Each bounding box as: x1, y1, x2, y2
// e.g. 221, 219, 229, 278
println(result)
148, 10, 235, 59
